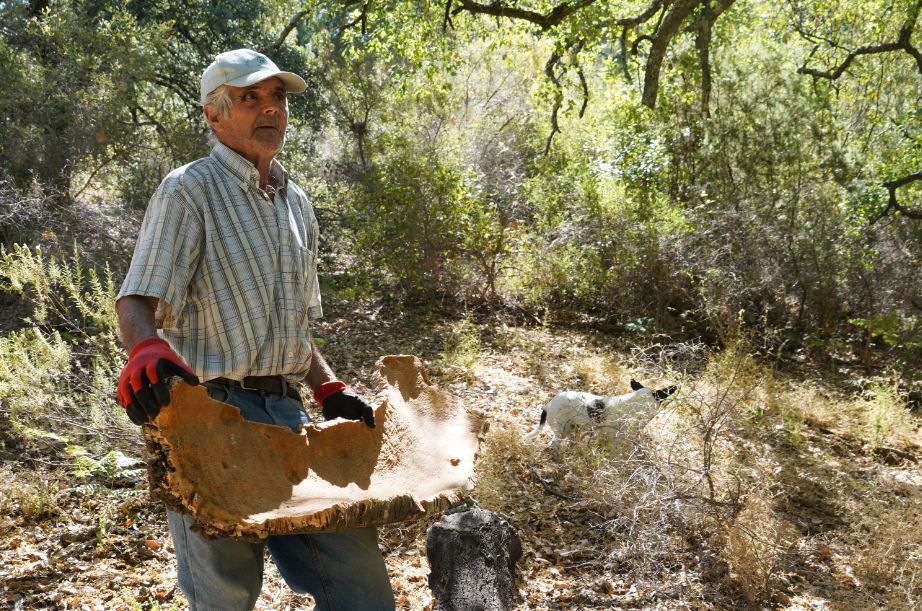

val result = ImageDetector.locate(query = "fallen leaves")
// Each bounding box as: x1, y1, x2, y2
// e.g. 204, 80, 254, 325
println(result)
1, 307, 920, 609
143, 539, 161, 551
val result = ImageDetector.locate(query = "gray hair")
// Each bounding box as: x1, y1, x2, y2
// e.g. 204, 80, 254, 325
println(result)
203, 84, 233, 119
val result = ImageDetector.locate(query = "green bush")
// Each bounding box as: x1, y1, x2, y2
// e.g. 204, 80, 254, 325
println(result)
0, 244, 136, 452
346, 134, 519, 304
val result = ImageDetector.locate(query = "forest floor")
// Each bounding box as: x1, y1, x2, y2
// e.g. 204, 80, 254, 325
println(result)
1, 296, 920, 610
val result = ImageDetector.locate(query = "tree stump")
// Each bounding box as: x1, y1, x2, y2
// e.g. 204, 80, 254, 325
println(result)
426, 508, 522, 611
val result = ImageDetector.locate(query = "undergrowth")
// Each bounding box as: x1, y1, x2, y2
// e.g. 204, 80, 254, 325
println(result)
0, 464, 64, 523
0, 244, 136, 454
472, 330, 920, 608
0, 247, 918, 608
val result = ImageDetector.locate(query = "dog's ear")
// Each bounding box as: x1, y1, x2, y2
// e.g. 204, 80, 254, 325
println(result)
630, 379, 644, 391
653, 385, 678, 402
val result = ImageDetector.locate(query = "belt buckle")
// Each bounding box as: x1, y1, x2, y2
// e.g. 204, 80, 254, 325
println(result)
240, 375, 288, 395
240, 376, 261, 392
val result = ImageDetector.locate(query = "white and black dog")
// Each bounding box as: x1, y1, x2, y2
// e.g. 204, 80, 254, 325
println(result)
525, 379, 678, 445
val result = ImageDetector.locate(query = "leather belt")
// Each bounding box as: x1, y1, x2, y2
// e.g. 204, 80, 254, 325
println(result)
212, 376, 301, 400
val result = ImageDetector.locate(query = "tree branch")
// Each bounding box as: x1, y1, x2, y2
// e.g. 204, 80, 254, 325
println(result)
453, 0, 599, 30
694, 0, 735, 116
271, 10, 310, 53
443, 0, 454, 31
618, 26, 632, 80
642, 0, 702, 108
696, 3, 713, 116
787, 1, 850, 52
629, 1, 671, 57
799, 40, 906, 79
342, 2, 371, 35
542, 39, 586, 154
612, 0, 668, 27
632, 33, 656, 55
544, 48, 564, 155
577, 66, 589, 118
450, 0, 731, 111
872, 171, 922, 223
152, 75, 198, 109
798, 0, 921, 79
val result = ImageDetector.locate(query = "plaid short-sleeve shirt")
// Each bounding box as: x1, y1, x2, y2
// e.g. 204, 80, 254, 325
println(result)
117, 143, 322, 382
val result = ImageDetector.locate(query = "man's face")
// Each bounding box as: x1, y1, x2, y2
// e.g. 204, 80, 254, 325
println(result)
206, 77, 289, 163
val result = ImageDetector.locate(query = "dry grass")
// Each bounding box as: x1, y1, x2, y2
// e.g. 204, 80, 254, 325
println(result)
858, 382, 917, 450
2, 314, 919, 609
572, 354, 626, 392
0, 465, 62, 523
453, 325, 921, 608
842, 484, 922, 608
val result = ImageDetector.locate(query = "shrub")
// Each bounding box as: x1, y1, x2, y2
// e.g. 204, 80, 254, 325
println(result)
432, 316, 481, 381
347, 136, 520, 304
0, 464, 63, 523
859, 381, 914, 451
0, 244, 136, 453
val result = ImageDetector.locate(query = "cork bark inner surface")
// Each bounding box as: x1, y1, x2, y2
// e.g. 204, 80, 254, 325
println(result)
144, 355, 483, 539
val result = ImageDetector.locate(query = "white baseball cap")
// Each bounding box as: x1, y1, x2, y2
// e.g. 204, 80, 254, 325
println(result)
200, 48, 307, 105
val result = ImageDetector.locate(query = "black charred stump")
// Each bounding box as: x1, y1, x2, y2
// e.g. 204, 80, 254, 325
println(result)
426, 508, 522, 611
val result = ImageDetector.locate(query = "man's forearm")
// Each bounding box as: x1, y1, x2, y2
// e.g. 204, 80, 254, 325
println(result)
304, 342, 337, 392
304, 341, 375, 426
116, 295, 160, 351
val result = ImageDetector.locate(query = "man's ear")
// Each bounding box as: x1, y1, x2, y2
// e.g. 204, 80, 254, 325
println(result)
203, 106, 222, 132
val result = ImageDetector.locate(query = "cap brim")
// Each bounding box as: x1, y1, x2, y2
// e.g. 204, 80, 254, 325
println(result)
226, 69, 307, 94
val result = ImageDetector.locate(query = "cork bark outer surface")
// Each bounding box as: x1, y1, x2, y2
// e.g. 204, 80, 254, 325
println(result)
427, 508, 522, 611
143, 355, 485, 540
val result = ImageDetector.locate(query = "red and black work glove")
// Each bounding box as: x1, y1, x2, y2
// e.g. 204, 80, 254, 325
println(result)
314, 380, 376, 428
117, 337, 199, 425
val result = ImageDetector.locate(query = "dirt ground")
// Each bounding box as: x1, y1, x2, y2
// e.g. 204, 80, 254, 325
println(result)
1, 298, 920, 610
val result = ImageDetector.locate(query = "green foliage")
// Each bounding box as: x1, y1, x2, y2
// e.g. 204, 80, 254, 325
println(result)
95, 506, 111, 549
71, 449, 143, 482
302, 1, 920, 370
861, 381, 912, 450
1, 244, 117, 332
0, 245, 134, 451
124, 594, 185, 611
0, 0, 917, 374
433, 316, 481, 379
850, 312, 919, 349
343, 127, 526, 302
348, 138, 466, 299
0, 1, 165, 192
0, 327, 72, 420
0, 0, 326, 210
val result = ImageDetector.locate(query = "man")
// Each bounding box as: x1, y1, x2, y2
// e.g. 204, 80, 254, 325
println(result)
115, 48, 395, 610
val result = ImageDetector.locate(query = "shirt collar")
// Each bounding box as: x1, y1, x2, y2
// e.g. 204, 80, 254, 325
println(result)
210, 142, 290, 191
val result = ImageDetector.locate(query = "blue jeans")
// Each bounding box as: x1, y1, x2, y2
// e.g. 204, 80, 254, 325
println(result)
166, 380, 396, 611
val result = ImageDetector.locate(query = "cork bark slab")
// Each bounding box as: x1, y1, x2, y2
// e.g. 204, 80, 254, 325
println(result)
144, 355, 485, 540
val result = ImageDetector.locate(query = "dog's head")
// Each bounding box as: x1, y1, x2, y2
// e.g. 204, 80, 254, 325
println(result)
630, 379, 677, 402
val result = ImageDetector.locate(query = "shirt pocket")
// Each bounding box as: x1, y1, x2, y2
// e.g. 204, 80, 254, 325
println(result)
295, 244, 317, 284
